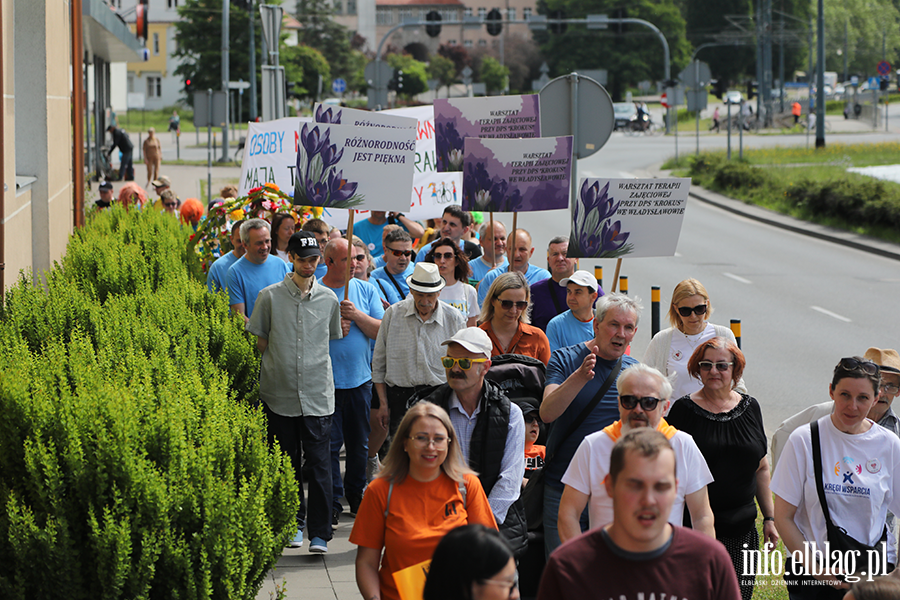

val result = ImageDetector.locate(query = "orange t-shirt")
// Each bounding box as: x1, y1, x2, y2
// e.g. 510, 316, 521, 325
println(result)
524, 442, 546, 473
480, 320, 551, 365
349, 472, 497, 600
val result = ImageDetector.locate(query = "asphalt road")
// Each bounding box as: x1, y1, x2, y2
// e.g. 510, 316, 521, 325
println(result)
512, 128, 900, 434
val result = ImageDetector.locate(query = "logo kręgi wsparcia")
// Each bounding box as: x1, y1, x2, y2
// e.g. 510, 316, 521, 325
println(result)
742, 542, 890, 584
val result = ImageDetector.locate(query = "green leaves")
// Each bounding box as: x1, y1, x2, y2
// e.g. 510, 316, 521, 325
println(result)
0, 207, 297, 599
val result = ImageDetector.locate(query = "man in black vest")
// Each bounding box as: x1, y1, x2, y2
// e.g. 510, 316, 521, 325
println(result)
409, 327, 528, 556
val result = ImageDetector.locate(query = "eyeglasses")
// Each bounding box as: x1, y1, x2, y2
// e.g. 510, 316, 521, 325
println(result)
837, 357, 880, 376
353, 254, 366, 262
698, 361, 733, 372
478, 574, 518, 597
619, 395, 662, 411
441, 356, 488, 370
163, 202, 177, 208
409, 434, 449, 448
497, 299, 528, 311
433, 252, 456, 260
524, 413, 542, 424
385, 247, 414, 258
677, 304, 708, 317
882, 382, 900, 395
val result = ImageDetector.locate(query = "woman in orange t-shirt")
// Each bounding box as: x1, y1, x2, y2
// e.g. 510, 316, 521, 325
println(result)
478, 272, 551, 365
350, 402, 497, 600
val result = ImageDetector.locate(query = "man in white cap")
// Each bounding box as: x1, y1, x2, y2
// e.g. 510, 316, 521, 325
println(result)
371, 262, 466, 447
409, 327, 527, 556
546, 270, 600, 353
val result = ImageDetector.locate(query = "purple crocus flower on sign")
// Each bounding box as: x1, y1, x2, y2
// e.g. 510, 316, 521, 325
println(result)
294, 123, 365, 208
315, 104, 342, 124
327, 170, 358, 204
570, 179, 633, 258
320, 143, 343, 170
436, 120, 465, 172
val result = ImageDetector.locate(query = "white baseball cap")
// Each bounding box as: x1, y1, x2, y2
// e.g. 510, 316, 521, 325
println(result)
441, 327, 492, 359
560, 270, 599, 292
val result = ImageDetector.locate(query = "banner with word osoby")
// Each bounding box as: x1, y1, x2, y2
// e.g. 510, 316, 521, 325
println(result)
434, 94, 541, 172
567, 178, 691, 259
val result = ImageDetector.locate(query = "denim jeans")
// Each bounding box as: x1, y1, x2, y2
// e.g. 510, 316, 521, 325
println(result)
543, 482, 589, 560
264, 403, 333, 541
331, 381, 372, 511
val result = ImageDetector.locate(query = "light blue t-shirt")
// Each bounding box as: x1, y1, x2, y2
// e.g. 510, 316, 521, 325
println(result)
470, 255, 508, 285
226, 255, 292, 318
369, 264, 414, 305
353, 218, 388, 258
315, 262, 327, 279
207, 251, 240, 293
477, 263, 551, 306
372, 255, 386, 270
319, 278, 385, 389
546, 310, 595, 353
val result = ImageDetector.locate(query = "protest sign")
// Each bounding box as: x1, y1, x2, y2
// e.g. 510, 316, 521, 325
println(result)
313, 102, 417, 129
568, 178, 691, 259
434, 95, 541, 172
461, 136, 572, 212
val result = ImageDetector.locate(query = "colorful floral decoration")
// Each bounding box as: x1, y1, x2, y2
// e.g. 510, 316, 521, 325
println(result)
188, 183, 321, 274
569, 179, 633, 259
293, 123, 365, 208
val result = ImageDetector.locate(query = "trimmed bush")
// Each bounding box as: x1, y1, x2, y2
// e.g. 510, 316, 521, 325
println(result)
0, 207, 297, 599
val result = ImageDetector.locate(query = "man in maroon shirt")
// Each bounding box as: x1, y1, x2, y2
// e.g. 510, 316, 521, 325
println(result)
538, 429, 740, 600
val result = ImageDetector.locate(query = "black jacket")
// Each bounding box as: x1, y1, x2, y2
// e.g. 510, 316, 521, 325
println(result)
109, 127, 133, 153
409, 380, 528, 557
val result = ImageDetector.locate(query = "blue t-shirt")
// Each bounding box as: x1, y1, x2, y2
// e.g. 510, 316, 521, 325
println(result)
477, 263, 551, 306
470, 255, 507, 286
369, 264, 414, 305
315, 262, 327, 279
372, 255, 386, 270
319, 278, 385, 389
355, 218, 409, 258
207, 251, 240, 293
226, 255, 292, 318
546, 311, 595, 353
544, 346, 637, 488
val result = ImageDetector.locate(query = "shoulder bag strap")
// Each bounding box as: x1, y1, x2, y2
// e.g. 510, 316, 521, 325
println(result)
545, 356, 623, 467
384, 270, 406, 298
810, 420, 834, 524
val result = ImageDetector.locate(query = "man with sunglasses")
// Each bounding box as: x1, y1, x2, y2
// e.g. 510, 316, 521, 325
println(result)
415, 205, 483, 264
408, 327, 528, 557
557, 363, 714, 545
538, 429, 739, 600
370, 229, 417, 305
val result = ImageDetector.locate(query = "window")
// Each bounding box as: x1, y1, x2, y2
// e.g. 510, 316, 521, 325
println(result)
399, 8, 412, 21
523, 7, 532, 19
347, 0, 357, 14
447, 39, 457, 45
477, 7, 486, 17
464, 39, 473, 47
153, 33, 160, 55
464, 7, 472, 16
147, 76, 162, 99
376, 8, 392, 24
127, 74, 135, 93
167, 0, 177, 8
507, 7, 515, 19
478, 39, 487, 47
333, 0, 342, 14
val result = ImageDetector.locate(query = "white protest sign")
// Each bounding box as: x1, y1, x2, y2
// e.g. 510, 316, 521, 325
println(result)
568, 178, 691, 259
313, 103, 417, 129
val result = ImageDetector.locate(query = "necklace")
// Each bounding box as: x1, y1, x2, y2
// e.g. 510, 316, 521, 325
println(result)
679, 327, 705, 353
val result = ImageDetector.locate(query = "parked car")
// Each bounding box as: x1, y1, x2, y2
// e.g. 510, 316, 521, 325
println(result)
724, 90, 743, 105
613, 102, 637, 130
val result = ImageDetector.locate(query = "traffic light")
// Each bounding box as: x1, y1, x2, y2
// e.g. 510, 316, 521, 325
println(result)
485, 8, 502, 36
425, 10, 442, 38
747, 80, 757, 100
389, 69, 404, 92
185, 78, 194, 94
881, 76, 889, 91
611, 8, 627, 34
549, 10, 566, 35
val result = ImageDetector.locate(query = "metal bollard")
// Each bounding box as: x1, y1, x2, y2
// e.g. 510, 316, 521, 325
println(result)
730, 319, 741, 349
594, 266, 603, 292
619, 276, 628, 295
651, 286, 660, 338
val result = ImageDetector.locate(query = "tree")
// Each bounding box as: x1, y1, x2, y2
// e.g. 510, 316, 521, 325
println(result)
282, 45, 331, 99
387, 53, 429, 98
427, 54, 457, 97
296, 0, 357, 81
480, 56, 510, 93
824, 0, 900, 77
535, 0, 691, 101
438, 44, 472, 75
502, 35, 544, 92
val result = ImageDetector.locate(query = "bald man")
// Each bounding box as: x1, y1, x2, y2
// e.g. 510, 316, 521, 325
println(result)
477, 228, 550, 306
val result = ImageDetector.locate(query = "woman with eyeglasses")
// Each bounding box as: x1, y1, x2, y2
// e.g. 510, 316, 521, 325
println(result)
351, 235, 375, 281
426, 237, 479, 327
771, 357, 900, 599
424, 524, 519, 600
643, 279, 746, 402
351, 402, 497, 600
477, 272, 551, 365
665, 338, 776, 600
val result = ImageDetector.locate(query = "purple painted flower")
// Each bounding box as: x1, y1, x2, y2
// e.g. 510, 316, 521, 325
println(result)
327, 169, 358, 205
600, 220, 630, 253
300, 123, 328, 157
320, 142, 343, 169
315, 104, 342, 124
436, 120, 464, 171
305, 178, 329, 205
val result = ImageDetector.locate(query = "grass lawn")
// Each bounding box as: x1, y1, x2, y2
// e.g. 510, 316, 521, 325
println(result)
662, 143, 900, 246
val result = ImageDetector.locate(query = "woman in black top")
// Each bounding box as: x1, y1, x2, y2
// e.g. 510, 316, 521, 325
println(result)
666, 337, 778, 600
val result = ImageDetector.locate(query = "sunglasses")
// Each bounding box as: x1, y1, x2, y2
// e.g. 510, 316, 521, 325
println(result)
677, 304, 708, 317
619, 395, 662, 411
433, 252, 456, 260
497, 300, 528, 311
353, 254, 366, 262
699, 361, 733, 372
163, 202, 177, 208
524, 413, 542, 424
838, 357, 880, 376
441, 356, 488, 370
386, 247, 414, 258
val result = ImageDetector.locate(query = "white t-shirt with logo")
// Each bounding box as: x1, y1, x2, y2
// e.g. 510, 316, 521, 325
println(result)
562, 427, 713, 530
772, 415, 900, 565
439, 280, 479, 320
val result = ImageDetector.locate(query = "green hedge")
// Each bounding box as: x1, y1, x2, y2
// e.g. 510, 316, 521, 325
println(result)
0, 207, 298, 599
